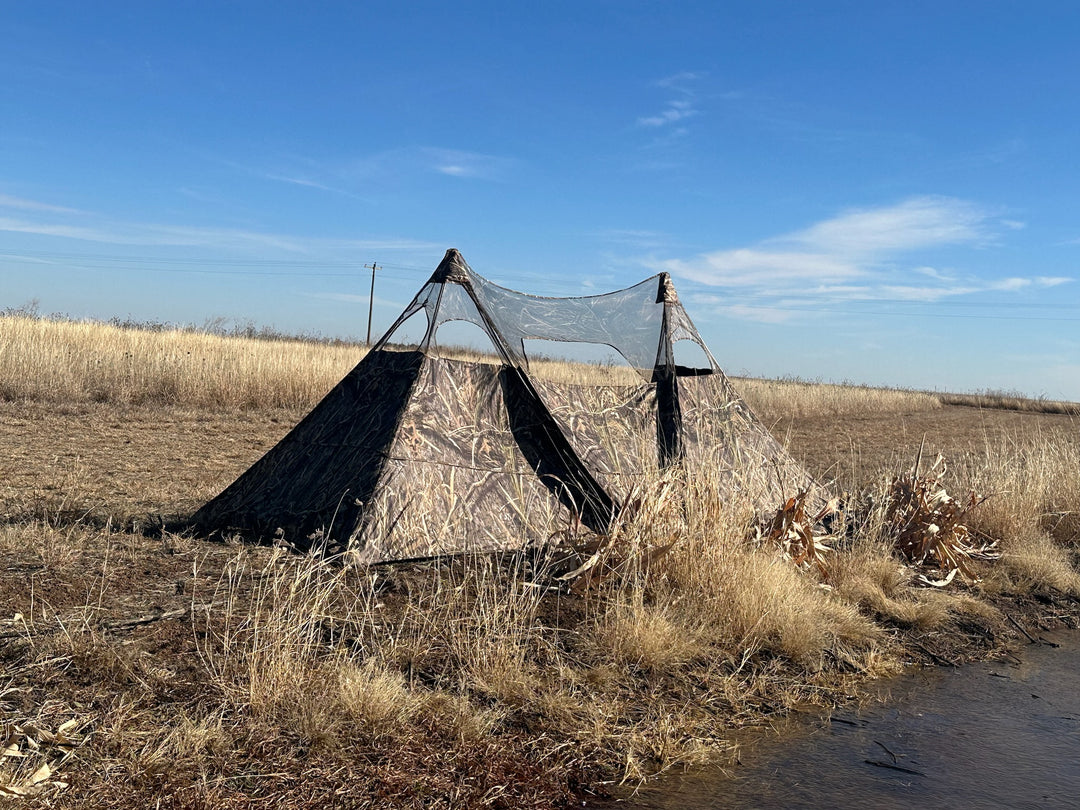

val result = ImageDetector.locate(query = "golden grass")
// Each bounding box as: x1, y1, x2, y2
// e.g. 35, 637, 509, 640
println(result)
941, 390, 1080, 416
3, 315, 958, 420
0, 315, 365, 409
953, 435, 1080, 593
733, 376, 943, 422
3, 314, 1080, 804
4, 448, 1077, 804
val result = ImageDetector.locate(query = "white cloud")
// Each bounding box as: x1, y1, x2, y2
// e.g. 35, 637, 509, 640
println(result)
0, 213, 438, 255
780, 196, 990, 257
654, 71, 701, 88
262, 173, 342, 193
664, 249, 859, 287
223, 147, 515, 193
1036, 276, 1072, 287
987, 277, 1031, 291
336, 147, 515, 181
596, 229, 671, 251
914, 265, 955, 281
638, 105, 697, 128
0, 215, 308, 251
654, 196, 1063, 322
421, 148, 515, 180
877, 284, 978, 301
0, 193, 84, 215
660, 197, 991, 289
718, 303, 799, 324
638, 72, 701, 129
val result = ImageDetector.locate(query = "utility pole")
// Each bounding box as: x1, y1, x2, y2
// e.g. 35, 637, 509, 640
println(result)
363, 261, 378, 345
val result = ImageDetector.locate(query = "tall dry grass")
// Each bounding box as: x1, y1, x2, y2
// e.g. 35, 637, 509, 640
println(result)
15, 428, 1078, 800
178, 431, 1080, 791
5, 313, 1080, 803
2, 314, 960, 419
733, 376, 942, 422
941, 390, 1080, 416
953, 435, 1080, 593
184, 462, 894, 788
0, 316, 364, 409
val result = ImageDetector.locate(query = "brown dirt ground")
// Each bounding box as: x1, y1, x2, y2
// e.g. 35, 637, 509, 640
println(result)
0, 401, 301, 521
771, 405, 1079, 484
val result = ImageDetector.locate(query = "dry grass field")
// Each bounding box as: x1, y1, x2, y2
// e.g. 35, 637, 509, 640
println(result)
2, 316, 1080, 808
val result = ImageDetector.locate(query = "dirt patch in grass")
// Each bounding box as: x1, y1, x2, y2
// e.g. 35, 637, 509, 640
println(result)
0, 401, 301, 522
771, 405, 1078, 485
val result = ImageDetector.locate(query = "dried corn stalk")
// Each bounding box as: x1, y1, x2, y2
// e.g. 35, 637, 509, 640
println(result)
885, 451, 998, 584
755, 490, 839, 577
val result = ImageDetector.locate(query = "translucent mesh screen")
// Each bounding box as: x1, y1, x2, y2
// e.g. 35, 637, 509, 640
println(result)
376, 251, 719, 381
468, 272, 665, 374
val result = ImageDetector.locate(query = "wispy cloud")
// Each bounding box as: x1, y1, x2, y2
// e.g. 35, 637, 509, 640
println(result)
595, 228, 673, 251
1036, 276, 1071, 287
212, 145, 515, 197
638, 99, 696, 128
637, 71, 701, 129
654, 196, 1072, 322
661, 197, 989, 288
420, 148, 515, 180
0, 215, 309, 251
784, 196, 991, 255
0, 211, 438, 256
670, 248, 860, 287
261, 173, 347, 194
0, 193, 84, 215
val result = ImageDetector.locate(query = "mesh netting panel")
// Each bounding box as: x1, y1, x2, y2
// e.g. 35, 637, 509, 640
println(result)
467, 271, 665, 375
429, 283, 505, 355
667, 307, 718, 367
378, 252, 718, 380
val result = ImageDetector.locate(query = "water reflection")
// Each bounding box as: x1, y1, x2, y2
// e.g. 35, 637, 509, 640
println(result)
604, 631, 1080, 809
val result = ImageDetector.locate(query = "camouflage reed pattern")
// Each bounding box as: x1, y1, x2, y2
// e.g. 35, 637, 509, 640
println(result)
192, 249, 821, 562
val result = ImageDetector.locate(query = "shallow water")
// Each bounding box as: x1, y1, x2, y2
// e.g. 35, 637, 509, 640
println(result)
603, 631, 1080, 809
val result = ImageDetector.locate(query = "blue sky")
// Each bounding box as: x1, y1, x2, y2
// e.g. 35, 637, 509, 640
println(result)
3, 1, 1080, 399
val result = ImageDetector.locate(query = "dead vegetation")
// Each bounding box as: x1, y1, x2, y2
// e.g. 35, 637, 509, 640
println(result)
4, 315, 1050, 420
941, 390, 1080, 416
1, 318, 1079, 807
733, 376, 943, 422
881, 451, 1000, 585
0, 315, 365, 409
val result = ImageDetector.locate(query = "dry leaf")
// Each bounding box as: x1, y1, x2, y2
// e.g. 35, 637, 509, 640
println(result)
27, 762, 52, 786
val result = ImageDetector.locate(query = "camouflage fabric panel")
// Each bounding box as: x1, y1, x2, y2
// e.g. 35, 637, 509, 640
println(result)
528, 378, 659, 499
352, 357, 567, 563
192, 349, 423, 543
678, 372, 818, 507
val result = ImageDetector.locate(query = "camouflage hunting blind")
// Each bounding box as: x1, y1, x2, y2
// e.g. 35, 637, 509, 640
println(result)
192, 248, 815, 562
